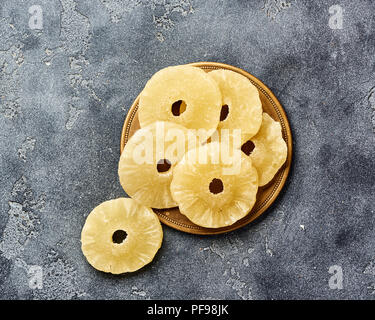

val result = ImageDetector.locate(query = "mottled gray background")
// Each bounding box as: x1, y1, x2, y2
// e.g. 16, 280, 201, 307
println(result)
0, 0, 374, 300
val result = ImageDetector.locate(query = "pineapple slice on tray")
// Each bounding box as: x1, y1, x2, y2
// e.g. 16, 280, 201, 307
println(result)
242, 113, 287, 187
119, 121, 198, 209
138, 65, 222, 141
170, 142, 258, 228
208, 69, 262, 147
81, 198, 163, 274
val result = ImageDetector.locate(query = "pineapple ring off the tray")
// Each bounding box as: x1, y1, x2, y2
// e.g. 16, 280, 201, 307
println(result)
138, 65, 222, 141
119, 121, 198, 209
208, 69, 263, 146
81, 198, 163, 274
170, 142, 259, 228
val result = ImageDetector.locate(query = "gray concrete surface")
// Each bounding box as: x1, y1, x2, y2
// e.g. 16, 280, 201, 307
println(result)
0, 0, 374, 300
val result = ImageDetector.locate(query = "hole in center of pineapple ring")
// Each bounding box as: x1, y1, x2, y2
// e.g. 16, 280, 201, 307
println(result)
241, 140, 255, 156
112, 230, 127, 244
209, 178, 224, 194
220, 105, 229, 121
171, 100, 187, 116
157, 158, 171, 173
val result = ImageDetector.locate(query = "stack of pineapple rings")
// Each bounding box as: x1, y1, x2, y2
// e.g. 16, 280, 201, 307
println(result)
81, 65, 287, 274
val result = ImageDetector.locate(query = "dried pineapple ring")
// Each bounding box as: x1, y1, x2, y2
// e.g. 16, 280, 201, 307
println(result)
208, 69, 262, 145
170, 142, 258, 228
139, 65, 222, 141
243, 113, 287, 187
81, 198, 163, 274
119, 121, 198, 209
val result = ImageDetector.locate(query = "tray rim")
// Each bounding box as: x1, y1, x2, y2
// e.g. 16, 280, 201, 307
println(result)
120, 61, 293, 235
